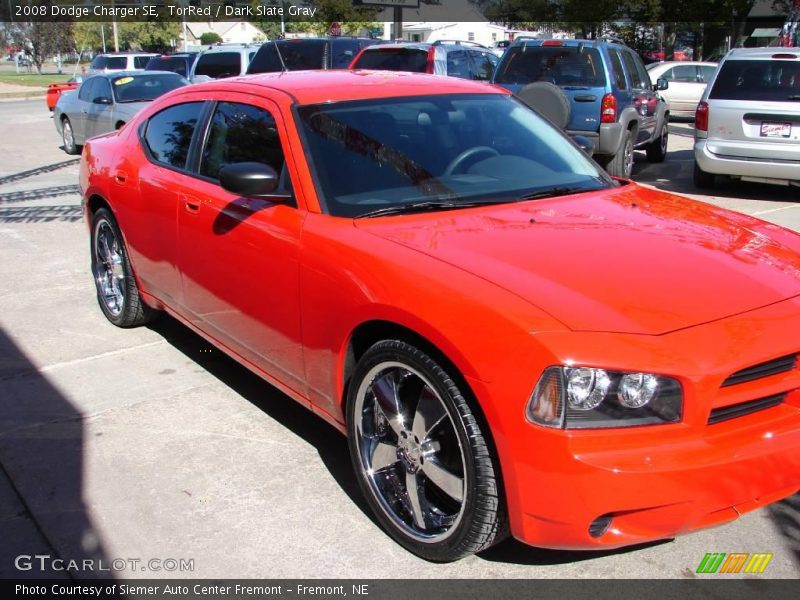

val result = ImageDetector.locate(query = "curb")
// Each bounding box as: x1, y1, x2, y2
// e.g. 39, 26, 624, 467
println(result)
0, 91, 46, 102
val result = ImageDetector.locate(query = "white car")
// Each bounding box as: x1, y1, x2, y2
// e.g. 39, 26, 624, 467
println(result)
693, 48, 800, 189
87, 52, 158, 75
647, 61, 717, 119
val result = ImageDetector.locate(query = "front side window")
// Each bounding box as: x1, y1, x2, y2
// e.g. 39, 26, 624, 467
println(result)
146, 57, 188, 77
248, 43, 284, 73
194, 52, 241, 78
78, 77, 98, 102
446, 50, 472, 79
143, 102, 205, 170
332, 40, 362, 69
297, 94, 610, 218
621, 51, 647, 89
134, 56, 151, 69
93, 78, 112, 103
669, 64, 699, 82
200, 102, 285, 181
699, 65, 717, 82
608, 49, 627, 90
469, 50, 497, 81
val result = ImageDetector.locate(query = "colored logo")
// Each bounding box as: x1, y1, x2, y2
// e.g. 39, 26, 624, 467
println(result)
696, 552, 773, 574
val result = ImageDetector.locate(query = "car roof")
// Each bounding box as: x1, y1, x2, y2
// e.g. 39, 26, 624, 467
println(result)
200, 44, 259, 53
90, 70, 182, 79
652, 60, 718, 67
724, 48, 800, 60
177, 70, 506, 104
96, 52, 157, 57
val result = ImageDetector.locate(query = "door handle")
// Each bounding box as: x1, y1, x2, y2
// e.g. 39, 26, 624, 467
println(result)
113, 170, 127, 184
184, 198, 201, 214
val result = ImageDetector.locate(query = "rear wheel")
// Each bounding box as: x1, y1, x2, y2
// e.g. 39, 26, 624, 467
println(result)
693, 161, 715, 189
646, 122, 668, 162
61, 117, 80, 155
347, 340, 507, 562
605, 129, 634, 178
91, 208, 153, 328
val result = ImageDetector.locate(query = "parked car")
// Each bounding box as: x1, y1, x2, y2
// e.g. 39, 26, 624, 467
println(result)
694, 48, 800, 189
87, 52, 157, 74
190, 44, 260, 81
144, 53, 199, 79
46, 76, 83, 111
493, 38, 670, 178
247, 36, 378, 74
79, 70, 800, 562
55, 71, 188, 155
349, 40, 499, 81
647, 61, 717, 119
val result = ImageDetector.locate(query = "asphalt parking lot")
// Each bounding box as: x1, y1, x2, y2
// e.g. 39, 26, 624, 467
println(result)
0, 98, 798, 580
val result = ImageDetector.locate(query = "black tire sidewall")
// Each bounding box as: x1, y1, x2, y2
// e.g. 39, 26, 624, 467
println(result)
345, 340, 495, 562
62, 118, 77, 155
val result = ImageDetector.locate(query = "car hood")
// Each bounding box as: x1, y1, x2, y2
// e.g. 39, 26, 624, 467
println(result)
354, 184, 800, 335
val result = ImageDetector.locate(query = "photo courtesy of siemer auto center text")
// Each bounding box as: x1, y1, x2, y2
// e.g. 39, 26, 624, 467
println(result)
0, 0, 799, 598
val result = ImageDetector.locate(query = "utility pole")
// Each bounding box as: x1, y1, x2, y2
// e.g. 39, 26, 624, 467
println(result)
393, 6, 403, 41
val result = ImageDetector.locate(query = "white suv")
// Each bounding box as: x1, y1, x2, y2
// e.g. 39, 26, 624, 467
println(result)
694, 48, 800, 189
190, 44, 260, 82
87, 53, 157, 74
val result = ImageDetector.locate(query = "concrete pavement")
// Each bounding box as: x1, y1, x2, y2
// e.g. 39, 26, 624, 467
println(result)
0, 101, 798, 579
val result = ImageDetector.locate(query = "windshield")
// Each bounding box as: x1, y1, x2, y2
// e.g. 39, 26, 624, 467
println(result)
297, 94, 611, 218
353, 48, 429, 72
111, 73, 187, 103
91, 56, 127, 70
494, 46, 606, 86
710, 59, 800, 101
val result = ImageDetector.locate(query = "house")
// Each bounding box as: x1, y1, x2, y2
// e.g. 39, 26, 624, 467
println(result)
183, 21, 267, 46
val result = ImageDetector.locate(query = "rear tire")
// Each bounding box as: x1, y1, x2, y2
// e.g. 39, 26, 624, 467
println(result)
61, 117, 80, 155
90, 208, 153, 328
693, 162, 715, 189
646, 122, 668, 162
605, 129, 634, 178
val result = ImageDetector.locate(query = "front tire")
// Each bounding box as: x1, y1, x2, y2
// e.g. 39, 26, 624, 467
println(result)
61, 117, 80, 155
90, 208, 153, 328
346, 340, 507, 562
605, 129, 634, 178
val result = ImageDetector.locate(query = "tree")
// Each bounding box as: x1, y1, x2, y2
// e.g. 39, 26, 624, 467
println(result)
10, 22, 75, 74
200, 32, 224, 45
74, 22, 108, 53
118, 21, 181, 52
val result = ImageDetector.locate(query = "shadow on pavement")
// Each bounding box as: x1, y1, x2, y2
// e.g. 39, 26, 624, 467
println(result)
478, 536, 671, 566
0, 205, 83, 223
0, 185, 80, 204
0, 328, 113, 580
0, 159, 80, 186
767, 492, 800, 569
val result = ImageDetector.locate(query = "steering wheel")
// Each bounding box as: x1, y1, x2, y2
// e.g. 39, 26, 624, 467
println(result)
443, 146, 500, 176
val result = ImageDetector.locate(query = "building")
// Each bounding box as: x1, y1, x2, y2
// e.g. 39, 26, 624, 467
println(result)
183, 21, 267, 46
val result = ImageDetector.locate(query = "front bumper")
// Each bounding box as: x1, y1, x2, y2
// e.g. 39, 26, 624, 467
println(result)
695, 139, 800, 183
480, 295, 800, 550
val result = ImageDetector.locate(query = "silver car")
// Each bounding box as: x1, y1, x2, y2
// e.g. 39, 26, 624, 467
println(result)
694, 48, 800, 189
54, 71, 188, 155
646, 61, 717, 119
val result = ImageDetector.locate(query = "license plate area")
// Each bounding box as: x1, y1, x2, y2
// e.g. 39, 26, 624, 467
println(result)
760, 122, 791, 138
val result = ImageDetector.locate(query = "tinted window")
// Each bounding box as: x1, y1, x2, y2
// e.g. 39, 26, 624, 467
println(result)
710, 60, 800, 101
111, 73, 187, 103
134, 56, 151, 69
200, 102, 285, 180
144, 102, 204, 169
297, 94, 608, 217
248, 43, 284, 73
446, 50, 472, 79
274, 39, 326, 70
608, 49, 627, 89
146, 57, 189, 77
78, 77, 98, 101
621, 51, 647, 89
331, 40, 362, 69
469, 50, 497, 81
494, 46, 606, 86
194, 52, 241, 78
93, 78, 112, 102
352, 48, 429, 73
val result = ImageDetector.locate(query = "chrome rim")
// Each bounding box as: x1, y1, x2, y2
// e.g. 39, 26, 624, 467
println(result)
624, 137, 634, 177
93, 219, 125, 316
660, 127, 668, 154
354, 361, 467, 543
62, 120, 74, 151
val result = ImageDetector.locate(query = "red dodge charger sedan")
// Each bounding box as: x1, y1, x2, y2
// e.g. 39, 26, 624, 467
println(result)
79, 70, 800, 562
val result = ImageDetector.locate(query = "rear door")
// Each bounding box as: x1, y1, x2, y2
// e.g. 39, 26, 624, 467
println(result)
704, 57, 800, 161
621, 49, 658, 144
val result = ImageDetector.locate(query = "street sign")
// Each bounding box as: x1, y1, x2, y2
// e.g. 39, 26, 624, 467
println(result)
329, 22, 342, 37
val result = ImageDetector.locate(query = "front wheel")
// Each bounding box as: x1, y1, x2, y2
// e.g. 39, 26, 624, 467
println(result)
91, 208, 153, 328
346, 340, 507, 562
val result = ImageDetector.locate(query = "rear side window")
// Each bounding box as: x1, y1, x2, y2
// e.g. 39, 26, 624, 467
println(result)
194, 52, 241, 79
146, 57, 188, 77
248, 43, 284, 73
199, 102, 286, 180
699, 65, 716, 82
144, 102, 205, 170
332, 40, 363, 69
446, 50, 472, 79
607, 49, 627, 90
134, 56, 151, 69
494, 46, 606, 86
352, 48, 429, 72
90, 56, 107, 70
275, 40, 326, 70
709, 60, 800, 101
469, 50, 498, 81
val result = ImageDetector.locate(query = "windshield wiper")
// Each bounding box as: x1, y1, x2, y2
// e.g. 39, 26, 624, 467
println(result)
517, 186, 590, 201
356, 199, 508, 218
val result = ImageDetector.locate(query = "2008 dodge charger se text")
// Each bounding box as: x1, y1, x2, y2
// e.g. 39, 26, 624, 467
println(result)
79, 70, 800, 562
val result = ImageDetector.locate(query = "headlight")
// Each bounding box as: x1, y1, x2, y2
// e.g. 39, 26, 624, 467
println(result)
527, 366, 683, 429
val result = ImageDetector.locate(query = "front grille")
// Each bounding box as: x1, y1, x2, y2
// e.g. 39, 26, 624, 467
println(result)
722, 354, 797, 387
707, 393, 786, 425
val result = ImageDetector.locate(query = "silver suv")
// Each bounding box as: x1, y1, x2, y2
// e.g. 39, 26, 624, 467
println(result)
694, 48, 800, 189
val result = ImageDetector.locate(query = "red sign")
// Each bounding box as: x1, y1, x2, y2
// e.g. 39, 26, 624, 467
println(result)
329, 22, 342, 37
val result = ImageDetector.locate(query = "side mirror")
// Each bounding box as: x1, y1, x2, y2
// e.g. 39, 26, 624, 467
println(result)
219, 162, 286, 199
654, 78, 669, 91
94, 96, 112, 105
572, 134, 593, 155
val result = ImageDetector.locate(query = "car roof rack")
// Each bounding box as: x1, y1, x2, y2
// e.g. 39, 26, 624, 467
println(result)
510, 36, 541, 45
598, 36, 626, 46
432, 40, 491, 50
